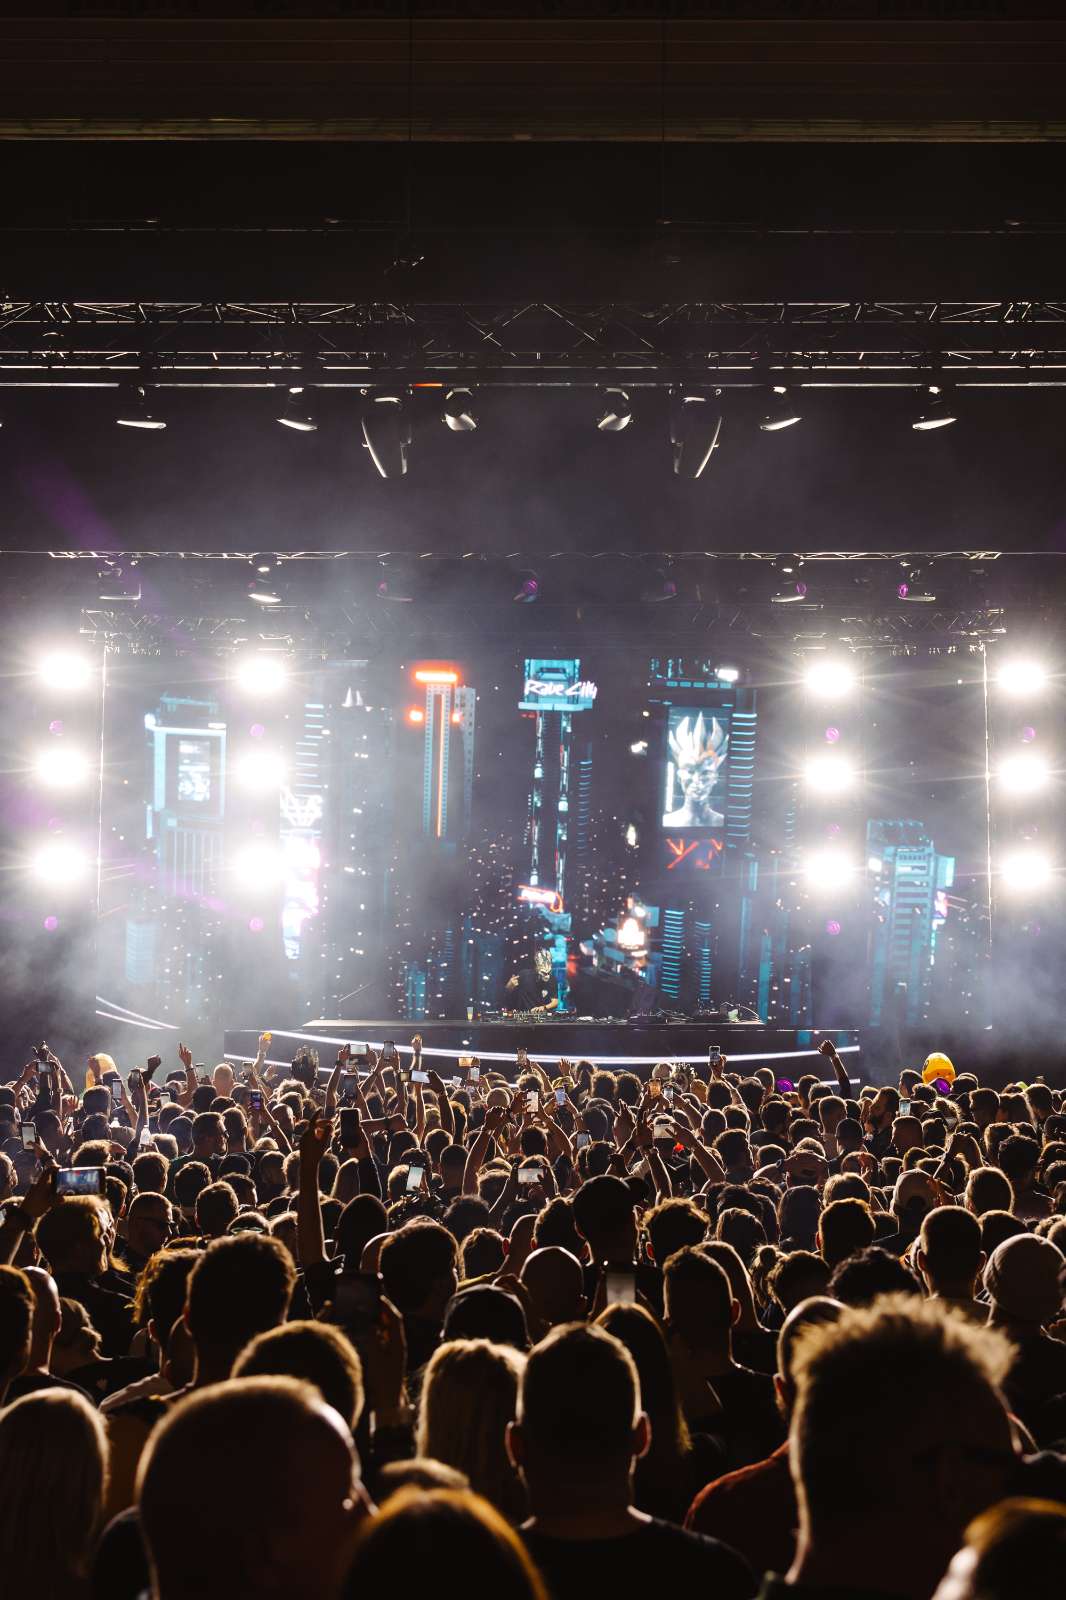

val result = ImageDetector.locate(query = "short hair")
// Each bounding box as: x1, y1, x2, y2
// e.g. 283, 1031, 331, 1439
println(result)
172, 1161, 212, 1209
571, 1175, 633, 1244
132, 1248, 199, 1344
827, 1246, 922, 1306
789, 1296, 1013, 1531
716, 1206, 766, 1262
998, 1134, 1040, 1185
776, 1295, 844, 1387
920, 1205, 983, 1280
132, 1151, 169, 1194
35, 1197, 104, 1268
461, 1227, 507, 1280
442, 1286, 528, 1351
961, 1498, 1066, 1599
379, 1222, 457, 1314
818, 1198, 875, 1271
980, 1209, 1028, 1257
138, 1378, 355, 1594
441, 1196, 492, 1246
532, 1196, 584, 1256
0, 1265, 33, 1379
195, 1181, 240, 1238
191, 1112, 223, 1146
662, 1245, 733, 1335
517, 1322, 639, 1464
185, 1234, 296, 1356
769, 1250, 831, 1315
234, 1320, 364, 1429
644, 1196, 708, 1266
344, 1487, 547, 1598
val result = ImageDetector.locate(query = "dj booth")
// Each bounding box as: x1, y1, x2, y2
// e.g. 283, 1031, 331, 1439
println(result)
224, 1019, 861, 1078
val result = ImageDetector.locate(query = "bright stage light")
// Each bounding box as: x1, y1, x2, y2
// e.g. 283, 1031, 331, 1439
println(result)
233, 751, 285, 790
33, 747, 92, 789
803, 752, 856, 793
996, 659, 1048, 697
233, 655, 288, 695
715, 666, 740, 684
406, 707, 425, 725
1000, 850, 1053, 893
997, 751, 1051, 796
231, 842, 285, 888
31, 841, 91, 885
803, 848, 856, 893
413, 668, 459, 685
803, 658, 857, 699
37, 651, 95, 692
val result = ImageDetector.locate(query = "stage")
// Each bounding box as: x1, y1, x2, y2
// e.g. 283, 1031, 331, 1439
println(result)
224, 1020, 861, 1076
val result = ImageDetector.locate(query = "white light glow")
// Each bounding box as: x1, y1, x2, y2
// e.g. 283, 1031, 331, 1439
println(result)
995, 659, 1048, 697
1000, 850, 1053, 893
31, 841, 91, 885
37, 652, 95, 692
231, 843, 285, 888
629, 740, 648, 755
803, 752, 856, 793
33, 748, 92, 789
233, 751, 286, 790
715, 665, 740, 684
233, 655, 289, 695
997, 751, 1051, 796
803, 848, 856, 893
803, 659, 857, 699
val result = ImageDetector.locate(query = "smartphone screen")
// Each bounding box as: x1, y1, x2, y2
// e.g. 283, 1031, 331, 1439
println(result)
468, 1066, 480, 1082
575, 1132, 590, 1149
410, 1070, 430, 1085
517, 1166, 541, 1185
340, 1108, 360, 1145
20, 1122, 36, 1150
138, 1127, 154, 1149
382, 1041, 398, 1065
710, 1046, 722, 1066
555, 1087, 566, 1106
110, 1080, 123, 1105
57, 1167, 105, 1198
663, 1086, 674, 1103
899, 1099, 912, 1116
526, 1091, 539, 1112
249, 1090, 263, 1112
604, 1264, 637, 1306
406, 1162, 426, 1193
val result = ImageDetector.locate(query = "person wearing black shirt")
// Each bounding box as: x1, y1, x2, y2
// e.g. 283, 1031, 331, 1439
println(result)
505, 948, 560, 1014
512, 1323, 755, 1600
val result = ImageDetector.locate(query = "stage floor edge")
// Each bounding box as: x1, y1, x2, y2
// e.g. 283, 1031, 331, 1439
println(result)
224, 1021, 860, 1074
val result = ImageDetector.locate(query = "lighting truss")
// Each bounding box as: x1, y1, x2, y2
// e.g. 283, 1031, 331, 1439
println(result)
2, 301, 1066, 386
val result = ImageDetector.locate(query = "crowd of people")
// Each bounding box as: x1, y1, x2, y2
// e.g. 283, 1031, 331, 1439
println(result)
2, 1032, 1066, 1599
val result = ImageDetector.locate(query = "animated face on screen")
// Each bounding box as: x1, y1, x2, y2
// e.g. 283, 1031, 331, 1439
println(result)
664, 713, 729, 829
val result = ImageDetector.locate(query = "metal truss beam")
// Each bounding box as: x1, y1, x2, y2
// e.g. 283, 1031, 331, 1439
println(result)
3, 302, 1066, 386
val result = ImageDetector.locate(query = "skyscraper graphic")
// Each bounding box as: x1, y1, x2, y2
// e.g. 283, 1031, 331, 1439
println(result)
867, 820, 955, 1026
414, 668, 476, 842
519, 659, 597, 901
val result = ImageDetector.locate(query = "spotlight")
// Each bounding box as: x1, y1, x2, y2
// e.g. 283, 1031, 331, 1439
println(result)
670, 390, 723, 479
233, 750, 286, 790
443, 388, 478, 432
771, 580, 809, 605
36, 652, 95, 692
247, 579, 282, 606
31, 841, 91, 885
803, 848, 856, 893
629, 740, 648, 755
596, 388, 632, 433
715, 666, 740, 684
803, 659, 858, 699
1000, 849, 1053, 893
804, 752, 856, 793
33, 748, 92, 789
912, 386, 957, 431
116, 385, 166, 431
640, 564, 678, 603
232, 842, 285, 889
759, 388, 801, 432
277, 388, 317, 432
996, 659, 1048, 696
512, 571, 540, 604
775, 554, 803, 576
997, 751, 1051, 796
362, 390, 410, 478
897, 565, 936, 603
233, 655, 289, 695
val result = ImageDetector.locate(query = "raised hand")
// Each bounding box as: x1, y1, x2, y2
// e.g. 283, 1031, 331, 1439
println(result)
178, 1042, 193, 1072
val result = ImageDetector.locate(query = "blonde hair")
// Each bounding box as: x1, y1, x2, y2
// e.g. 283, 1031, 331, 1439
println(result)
0, 1390, 108, 1598
416, 1339, 526, 1523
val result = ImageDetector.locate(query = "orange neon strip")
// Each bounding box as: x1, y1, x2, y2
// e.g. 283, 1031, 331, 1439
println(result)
414, 668, 459, 685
